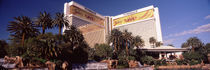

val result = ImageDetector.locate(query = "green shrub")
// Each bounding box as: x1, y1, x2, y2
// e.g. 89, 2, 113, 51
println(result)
94, 44, 113, 61
176, 59, 187, 65
182, 52, 202, 65
183, 52, 202, 60
117, 59, 129, 68
34, 57, 47, 63
141, 56, 154, 65
128, 56, 135, 60
117, 65, 128, 69
154, 59, 167, 66
154, 60, 161, 66
0, 40, 8, 58
189, 59, 200, 65
161, 59, 167, 65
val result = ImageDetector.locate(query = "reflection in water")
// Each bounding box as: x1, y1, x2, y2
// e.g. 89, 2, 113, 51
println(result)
0, 58, 16, 68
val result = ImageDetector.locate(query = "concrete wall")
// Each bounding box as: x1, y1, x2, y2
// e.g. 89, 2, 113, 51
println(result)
64, 15, 105, 48
115, 18, 158, 48
83, 29, 105, 48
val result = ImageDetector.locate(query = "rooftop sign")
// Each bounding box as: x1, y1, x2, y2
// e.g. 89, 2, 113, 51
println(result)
69, 2, 105, 26
113, 9, 154, 27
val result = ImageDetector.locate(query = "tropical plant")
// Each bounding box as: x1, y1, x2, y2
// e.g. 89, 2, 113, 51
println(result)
24, 33, 61, 60
181, 42, 188, 48
133, 36, 144, 48
117, 51, 129, 68
7, 37, 24, 56
53, 12, 69, 37
87, 47, 95, 60
63, 25, 86, 48
175, 59, 187, 65
7, 16, 39, 46
0, 40, 8, 58
135, 49, 146, 61
186, 37, 203, 52
182, 39, 209, 63
167, 44, 174, 47
141, 56, 155, 65
122, 30, 133, 56
63, 25, 89, 63
154, 59, 167, 66
149, 37, 156, 48
117, 59, 129, 69
108, 29, 123, 52
196, 43, 208, 63
155, 42, 163, 47
189, 59, 200, 65
206, 43, 210, 53
35, 11, 53, 34
94, 44, 113, 61
182, 52, 202, 65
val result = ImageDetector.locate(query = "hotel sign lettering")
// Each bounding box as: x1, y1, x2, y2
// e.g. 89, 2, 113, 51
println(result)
113, 9, 154, 27
70, 6, 104, 26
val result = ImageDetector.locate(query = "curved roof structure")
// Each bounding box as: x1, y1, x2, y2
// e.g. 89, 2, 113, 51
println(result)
139, 46, 189, 52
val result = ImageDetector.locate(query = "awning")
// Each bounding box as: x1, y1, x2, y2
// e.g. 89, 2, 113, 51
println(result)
138, 46, 189, 52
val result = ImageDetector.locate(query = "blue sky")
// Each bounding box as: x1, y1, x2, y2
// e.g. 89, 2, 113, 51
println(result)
0, 0, 210, 48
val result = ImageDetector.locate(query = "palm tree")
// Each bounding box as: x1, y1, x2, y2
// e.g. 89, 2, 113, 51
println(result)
94, 44, 112, 60
40, 33, 60, 60
186, 37, 202, 52
25, 33, 62, 60
149, 37, 156, 48
63, 25, 89, 63
133, 36, 144, 48
35, 11, 53, 34
156, 42, 163, 47
206, 43, 210, 53
7, 16, 39, 46
108, 29, 122, 52
53, 12, 69, 37
122, 30, 133, 56
181, 42, 188, 48
64, 25, 85, 49
167, 44, 174, 47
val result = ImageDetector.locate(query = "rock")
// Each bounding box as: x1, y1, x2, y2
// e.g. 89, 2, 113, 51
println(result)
45, 61, 56, 70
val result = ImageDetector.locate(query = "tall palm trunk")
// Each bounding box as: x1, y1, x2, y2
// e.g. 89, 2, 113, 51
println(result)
191, 46, 195, 52
114, 39, 117, 52
42, 26, 45, 34
126, 41, 129, 56
58, 25, 62, 43
117, 38, 120, 50
21, 33, 25, 47
59, 24, 61, 37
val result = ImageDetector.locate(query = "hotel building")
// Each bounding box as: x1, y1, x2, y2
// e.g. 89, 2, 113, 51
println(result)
63, 1, 163, 48
63, 1, 106, 47
63, 1, 188, 59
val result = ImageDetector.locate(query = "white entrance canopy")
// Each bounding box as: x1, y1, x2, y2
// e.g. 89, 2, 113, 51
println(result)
139, 46, 189, 52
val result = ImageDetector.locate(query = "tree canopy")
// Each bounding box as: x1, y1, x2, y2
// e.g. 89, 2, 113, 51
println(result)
149, 37, 156, 48
182, 37, 203, 52
35, 11, 53, 34
7, 16, 40, 46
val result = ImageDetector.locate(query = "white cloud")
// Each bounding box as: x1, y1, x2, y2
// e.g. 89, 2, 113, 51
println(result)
205, 15, 210, 19
167, 23, 210, 37
163, 39, 175, 45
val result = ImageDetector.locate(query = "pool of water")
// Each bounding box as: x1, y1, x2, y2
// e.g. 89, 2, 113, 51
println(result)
157, 68, 203, 70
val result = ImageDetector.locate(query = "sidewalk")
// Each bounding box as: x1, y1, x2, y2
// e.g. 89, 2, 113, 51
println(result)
111, 66, 153, 70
